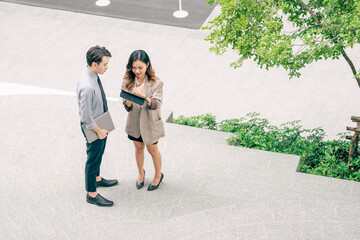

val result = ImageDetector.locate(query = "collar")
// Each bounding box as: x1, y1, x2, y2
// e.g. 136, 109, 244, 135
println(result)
85, 67, 98, 82
135, 75, 149, 86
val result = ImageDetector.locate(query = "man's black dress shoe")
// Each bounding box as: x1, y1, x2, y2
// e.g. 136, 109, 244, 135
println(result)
136, 169, 145, 189
96, 177, 118, 187
86, 193, 113, 207
147, 173, 164, 191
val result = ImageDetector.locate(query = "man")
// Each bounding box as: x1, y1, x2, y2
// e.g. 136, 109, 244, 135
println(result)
76, 45, 118, 207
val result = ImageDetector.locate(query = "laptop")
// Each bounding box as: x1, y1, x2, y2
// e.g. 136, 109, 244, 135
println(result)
82, 111, 115, 143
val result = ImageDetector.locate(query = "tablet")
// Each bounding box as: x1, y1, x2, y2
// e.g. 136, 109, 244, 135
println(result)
120, 89, 147, 105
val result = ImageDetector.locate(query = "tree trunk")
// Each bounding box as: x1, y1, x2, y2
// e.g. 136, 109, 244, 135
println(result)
341, 50, 360, 88
297, 0, 360, 88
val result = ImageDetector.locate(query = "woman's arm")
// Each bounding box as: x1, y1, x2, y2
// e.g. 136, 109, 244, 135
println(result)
132, 79, 163, 110
147, 80, 163, 110
121, 79, 133, 112
123, 100, 133, 112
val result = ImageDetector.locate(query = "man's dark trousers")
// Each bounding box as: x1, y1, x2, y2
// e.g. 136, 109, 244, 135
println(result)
84, 137, 107, 192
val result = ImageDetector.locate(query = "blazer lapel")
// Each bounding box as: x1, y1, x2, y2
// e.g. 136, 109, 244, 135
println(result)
144, 78, 152, 98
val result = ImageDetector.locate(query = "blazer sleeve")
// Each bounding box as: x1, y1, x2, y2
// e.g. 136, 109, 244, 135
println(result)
121, 79, 133, 112
147, 80, 163, 110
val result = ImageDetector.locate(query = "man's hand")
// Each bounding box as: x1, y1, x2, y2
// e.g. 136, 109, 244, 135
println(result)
93, 126, 109, 139
98, 129, 109, 139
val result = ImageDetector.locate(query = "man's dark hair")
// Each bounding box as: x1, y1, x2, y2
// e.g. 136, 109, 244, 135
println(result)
86, 45, 112, 67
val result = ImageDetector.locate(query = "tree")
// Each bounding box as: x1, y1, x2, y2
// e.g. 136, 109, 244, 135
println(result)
203, 0, 360, 87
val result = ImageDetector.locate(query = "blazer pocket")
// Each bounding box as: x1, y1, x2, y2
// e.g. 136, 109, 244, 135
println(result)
152, 119, 164, 138
152, 110, 161, 123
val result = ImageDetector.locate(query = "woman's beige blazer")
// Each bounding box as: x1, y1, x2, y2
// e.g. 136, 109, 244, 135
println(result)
121, 77, 165, 145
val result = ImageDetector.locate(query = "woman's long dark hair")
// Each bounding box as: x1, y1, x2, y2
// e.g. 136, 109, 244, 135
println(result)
124, 50, 156, 90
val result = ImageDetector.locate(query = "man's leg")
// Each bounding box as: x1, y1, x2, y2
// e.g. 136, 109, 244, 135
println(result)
96, 137, 107, 180
84, 138, 113, 206
85, 138, 106, 193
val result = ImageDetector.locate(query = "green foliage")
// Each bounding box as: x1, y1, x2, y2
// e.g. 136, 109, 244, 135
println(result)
174, 113, 217, 130
174, 112, 360, 182
203, 0, 360, 81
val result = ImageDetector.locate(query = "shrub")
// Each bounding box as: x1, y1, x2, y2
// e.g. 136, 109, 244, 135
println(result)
174, 113, 217, 130
174, 112, 360, 182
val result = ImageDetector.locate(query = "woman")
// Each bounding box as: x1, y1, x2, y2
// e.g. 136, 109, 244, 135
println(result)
121, 50, 165, 191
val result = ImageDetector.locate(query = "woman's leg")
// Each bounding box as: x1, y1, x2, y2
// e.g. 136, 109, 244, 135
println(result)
133, 141, 145, 183
146, 144, 162, 185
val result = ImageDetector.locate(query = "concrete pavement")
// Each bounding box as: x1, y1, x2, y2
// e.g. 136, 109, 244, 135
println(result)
0, 2, 359, 139
2, 94, 360, 239
1, 1, 360, 239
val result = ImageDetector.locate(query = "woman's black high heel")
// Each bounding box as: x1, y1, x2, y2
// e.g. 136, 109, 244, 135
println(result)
147, 173, 164, 191
136, 169, 145, 189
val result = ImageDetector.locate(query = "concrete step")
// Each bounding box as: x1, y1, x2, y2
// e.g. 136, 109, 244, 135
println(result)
2, 94, 360, 239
